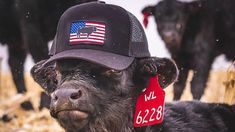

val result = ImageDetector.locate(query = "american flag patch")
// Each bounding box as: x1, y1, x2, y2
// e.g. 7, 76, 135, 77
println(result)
69, 21, 105, 45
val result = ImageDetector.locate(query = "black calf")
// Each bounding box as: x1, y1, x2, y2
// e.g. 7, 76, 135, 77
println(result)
142, 0, 235, 100
31, 58, 235, 132
30, 2, 235, 131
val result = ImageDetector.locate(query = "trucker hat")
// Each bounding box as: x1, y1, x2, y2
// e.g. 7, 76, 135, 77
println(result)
45, 1, 150, 70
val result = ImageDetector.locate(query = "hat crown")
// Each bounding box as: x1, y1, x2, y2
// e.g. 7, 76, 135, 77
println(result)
47, 2, 150, 70
50, 1, 150, 57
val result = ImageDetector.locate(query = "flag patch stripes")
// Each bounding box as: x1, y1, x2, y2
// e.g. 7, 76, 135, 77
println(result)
69, 21, 105, 45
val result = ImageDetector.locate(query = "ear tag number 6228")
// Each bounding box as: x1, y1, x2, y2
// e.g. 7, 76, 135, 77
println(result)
133, 76, 165, 127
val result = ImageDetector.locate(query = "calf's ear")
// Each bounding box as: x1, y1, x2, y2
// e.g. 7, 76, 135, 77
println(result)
136, 57, 178, 88
141, 6, 155, 28
30, 60, 57, 94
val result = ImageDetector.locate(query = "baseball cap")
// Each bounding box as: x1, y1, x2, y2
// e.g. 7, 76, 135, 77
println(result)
45, 1, 150, 70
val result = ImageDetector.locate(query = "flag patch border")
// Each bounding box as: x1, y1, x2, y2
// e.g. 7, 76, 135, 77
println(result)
69, 21, 106, 45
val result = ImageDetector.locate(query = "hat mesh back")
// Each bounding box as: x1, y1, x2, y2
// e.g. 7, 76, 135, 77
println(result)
127, 12, 150, 57
128, 12, 144, 43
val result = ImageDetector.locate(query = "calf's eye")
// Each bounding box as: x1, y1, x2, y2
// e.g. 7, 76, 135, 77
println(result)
103, 69, 122, 76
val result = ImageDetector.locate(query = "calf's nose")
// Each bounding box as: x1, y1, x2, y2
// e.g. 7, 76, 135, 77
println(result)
51, 88, 82, 104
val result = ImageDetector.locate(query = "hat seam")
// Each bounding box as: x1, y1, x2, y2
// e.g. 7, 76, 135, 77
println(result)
106, 4, 133, 57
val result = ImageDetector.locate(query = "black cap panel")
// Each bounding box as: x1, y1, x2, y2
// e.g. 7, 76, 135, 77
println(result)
55, 2, 131, 56
46, 1, 151, 70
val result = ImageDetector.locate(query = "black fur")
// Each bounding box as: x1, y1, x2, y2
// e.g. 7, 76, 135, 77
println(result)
31, 58, 235, 132
0, 0, 96, 110
142, 0, 235, 100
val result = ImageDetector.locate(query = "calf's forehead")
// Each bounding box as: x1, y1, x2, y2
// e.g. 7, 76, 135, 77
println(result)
155, 0, 186, 14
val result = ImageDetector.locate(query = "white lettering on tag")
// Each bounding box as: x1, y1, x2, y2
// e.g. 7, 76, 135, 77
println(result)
144, 91, 157, 102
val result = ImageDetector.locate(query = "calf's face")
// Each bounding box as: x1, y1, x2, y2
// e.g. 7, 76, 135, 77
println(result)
51, 59, 136, 130
31, 57, 178, 131
142, 0, 200, 51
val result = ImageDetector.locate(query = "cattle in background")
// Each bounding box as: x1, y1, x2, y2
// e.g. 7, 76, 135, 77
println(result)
142, 0, 235, 100
0, 0, 97, 110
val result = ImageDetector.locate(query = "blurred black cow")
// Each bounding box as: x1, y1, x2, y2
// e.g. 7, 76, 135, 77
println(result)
142, 0, 235, 100
0, 0, 96, 110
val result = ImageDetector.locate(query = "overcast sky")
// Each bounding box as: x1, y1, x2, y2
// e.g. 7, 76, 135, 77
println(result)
0, 0, 232, 72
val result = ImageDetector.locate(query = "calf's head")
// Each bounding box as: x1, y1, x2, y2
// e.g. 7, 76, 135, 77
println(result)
31, 2, 178, 131
142, 0, 202, 52
31, 57, 178, 131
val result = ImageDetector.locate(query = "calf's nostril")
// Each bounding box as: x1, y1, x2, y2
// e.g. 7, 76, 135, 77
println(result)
70, 90, 82, 100
52, 93, 58, 101
54, 96, 58, 100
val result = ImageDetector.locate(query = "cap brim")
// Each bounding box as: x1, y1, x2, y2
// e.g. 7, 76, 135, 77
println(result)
43, 49, 134, 70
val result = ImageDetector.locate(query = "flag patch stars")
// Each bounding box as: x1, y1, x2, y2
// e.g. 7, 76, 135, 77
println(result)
69, 21, 106, 45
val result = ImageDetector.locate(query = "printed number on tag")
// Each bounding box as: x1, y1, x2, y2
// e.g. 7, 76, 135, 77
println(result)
135, 106, 163, 125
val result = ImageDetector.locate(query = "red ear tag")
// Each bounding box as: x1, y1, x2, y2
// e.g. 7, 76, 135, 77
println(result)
133, 75, 165, 127
143, 12, 150, 28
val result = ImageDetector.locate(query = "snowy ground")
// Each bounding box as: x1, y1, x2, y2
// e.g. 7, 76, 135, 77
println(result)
0, 0, 232, 72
